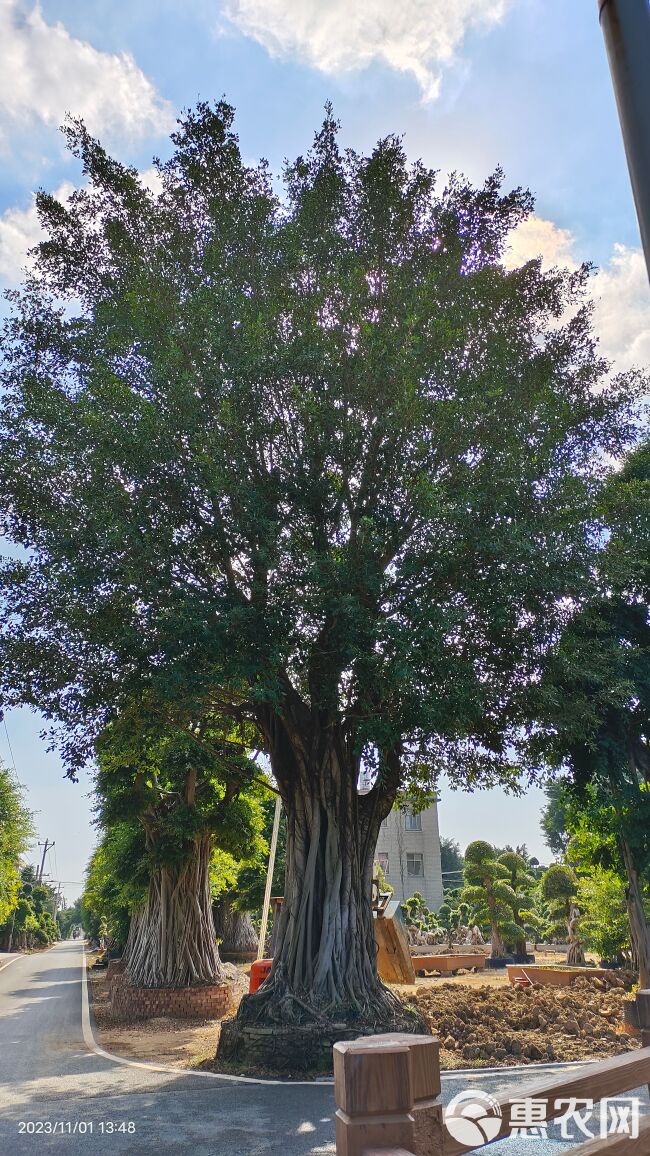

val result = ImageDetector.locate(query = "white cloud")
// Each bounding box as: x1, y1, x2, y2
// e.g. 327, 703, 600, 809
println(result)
0, 1, 173, 143
0, 186, 68, 284
0, 173, 162, 287
224, 0, 514, 101
591, 245, 650, 374
505, 215, 650, 374
139, 167, 164, 197
505, 216, 578, 273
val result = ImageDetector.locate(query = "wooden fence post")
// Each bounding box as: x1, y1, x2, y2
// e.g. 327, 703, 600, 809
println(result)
364, 1034, 442, 1156
334, 1034, 443, 1156
334, 1041, 416, 1156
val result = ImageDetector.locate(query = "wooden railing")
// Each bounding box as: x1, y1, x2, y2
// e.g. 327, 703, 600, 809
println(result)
334, 1021, 650, 1155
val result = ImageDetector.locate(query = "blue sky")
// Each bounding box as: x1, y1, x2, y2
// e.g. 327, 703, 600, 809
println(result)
0, 0, 649, 900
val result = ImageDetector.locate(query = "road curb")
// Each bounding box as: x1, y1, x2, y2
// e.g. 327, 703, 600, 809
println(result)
0, 955, 22, 974
80, 947, 597, 1090
81, 946, 333, 1087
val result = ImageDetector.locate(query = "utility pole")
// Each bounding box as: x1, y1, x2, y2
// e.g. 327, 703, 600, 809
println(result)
37, 839, 54, 883
598, 0, 650, 276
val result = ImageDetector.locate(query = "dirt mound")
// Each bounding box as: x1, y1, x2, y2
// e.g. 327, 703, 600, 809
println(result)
406, 977, 639, 1068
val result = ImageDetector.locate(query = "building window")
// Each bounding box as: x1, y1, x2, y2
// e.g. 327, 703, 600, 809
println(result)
404, 810, 422, 831
377, 851, 389, 875
407, 852, 424, 876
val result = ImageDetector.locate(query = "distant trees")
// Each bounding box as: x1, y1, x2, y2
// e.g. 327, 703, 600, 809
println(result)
57, 899, 82, 939
541, 782, 571, 859
1, 866, 59, 950
497, 851, 539, 956
0, 764, 34, 932
440, 837, 465, 889
400, 891, 440, 940
540, 778, 650, 968
531, 442, 650, 985
437, 896, 471, 950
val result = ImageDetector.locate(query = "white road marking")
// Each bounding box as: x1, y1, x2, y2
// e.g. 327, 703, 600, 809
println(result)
0, 955, 22, 974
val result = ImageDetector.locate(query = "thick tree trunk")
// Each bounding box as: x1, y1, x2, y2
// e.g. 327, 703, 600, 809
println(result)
621, 838, 650, 987
566, 902, 585, 966
488, 898, 505, 958
213, 895, 258, 956
124, 835, 223, 987
220, 728, 423, 1063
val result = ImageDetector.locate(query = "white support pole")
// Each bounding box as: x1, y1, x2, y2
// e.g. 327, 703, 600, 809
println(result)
257, 795, 282, 961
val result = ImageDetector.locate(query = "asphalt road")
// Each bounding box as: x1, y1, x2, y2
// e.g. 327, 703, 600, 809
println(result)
0, 941, 634, 1155
0, 942, 340, 1155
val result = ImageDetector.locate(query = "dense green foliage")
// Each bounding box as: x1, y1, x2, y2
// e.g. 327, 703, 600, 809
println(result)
541, 781, 571, 858
531, 440, 650, 979
462, 840, 525, 956
1, 865, 59, 949
577, 868, 631, 964
541, 779, 650, 964
0, 764, 34, 926
57, 899, 82, 939
400, 891, 439, 935
540, 863, 580, 938
497, 850, 540, 952
80, 718, 268, 947
0, 101, 638, 790
440, 836, 465, 887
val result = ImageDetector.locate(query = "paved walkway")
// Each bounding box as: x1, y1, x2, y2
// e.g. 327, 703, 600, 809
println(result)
0, 941, 642, 1154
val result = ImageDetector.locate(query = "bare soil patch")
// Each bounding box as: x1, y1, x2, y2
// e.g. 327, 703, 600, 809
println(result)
88, 959, 249, 1069
87, 952, 639, 1076
407, 976, 639, 1069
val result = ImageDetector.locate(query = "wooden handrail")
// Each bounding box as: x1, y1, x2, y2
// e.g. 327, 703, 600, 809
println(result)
443, 1046, 650, 1155
569, 1113, 650, 1154
335, 1034, 650, 1156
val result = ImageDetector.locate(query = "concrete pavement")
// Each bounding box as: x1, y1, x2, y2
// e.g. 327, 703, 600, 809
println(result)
0, 940, 630, 1155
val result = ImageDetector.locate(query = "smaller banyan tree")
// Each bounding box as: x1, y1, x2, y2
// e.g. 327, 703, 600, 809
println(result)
94, 706, 265, 989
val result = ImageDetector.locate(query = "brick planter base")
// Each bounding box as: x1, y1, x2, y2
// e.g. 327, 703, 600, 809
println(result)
109, 976, 232, 1022
217, 1017, 427, 1073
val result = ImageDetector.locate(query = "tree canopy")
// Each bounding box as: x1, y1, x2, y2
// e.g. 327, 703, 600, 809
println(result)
0, 101, 638, 785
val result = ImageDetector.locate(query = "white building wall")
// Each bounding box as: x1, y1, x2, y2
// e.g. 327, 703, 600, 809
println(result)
374, 803, 444, 913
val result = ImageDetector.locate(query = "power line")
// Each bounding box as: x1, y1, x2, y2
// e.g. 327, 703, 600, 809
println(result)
1, 715, 19, 779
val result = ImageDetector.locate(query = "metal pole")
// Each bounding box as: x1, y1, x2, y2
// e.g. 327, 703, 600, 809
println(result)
257, 796, 282, 961
598, 0, 650, 275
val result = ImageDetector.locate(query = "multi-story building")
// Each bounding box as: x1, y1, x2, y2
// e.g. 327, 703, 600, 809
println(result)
374, 803, 444, 913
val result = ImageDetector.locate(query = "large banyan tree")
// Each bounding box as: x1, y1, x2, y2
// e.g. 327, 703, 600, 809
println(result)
0, 102, 641, 1062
